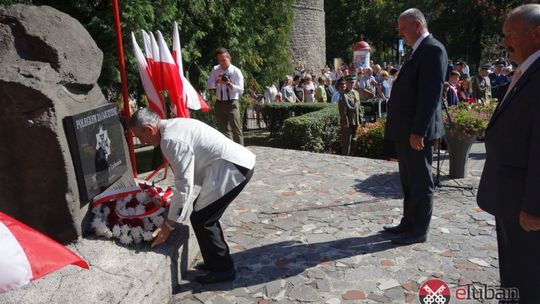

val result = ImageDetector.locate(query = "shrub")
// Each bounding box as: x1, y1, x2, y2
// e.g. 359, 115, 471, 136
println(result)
261, 103, 331, 135
281, 105, 340, 153
356, 119, 386, 159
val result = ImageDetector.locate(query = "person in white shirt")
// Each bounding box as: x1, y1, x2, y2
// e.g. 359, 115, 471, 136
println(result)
303, 74, 316, 102
281, 75, 296, 103
206, 48, 245, 145
129, 108, 256, 284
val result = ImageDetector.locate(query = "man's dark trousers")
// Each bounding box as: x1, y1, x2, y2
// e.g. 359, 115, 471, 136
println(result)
190, 165, 253, 272
496, 217, 540, 304
395, 140, 434, 235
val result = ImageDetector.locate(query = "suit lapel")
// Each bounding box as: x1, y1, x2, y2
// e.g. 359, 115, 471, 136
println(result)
488, 57, 540, 127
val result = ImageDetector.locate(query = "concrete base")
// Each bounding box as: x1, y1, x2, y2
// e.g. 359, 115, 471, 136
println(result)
0, 224, 199, 304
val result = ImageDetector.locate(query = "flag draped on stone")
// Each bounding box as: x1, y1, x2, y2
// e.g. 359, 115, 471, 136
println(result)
0, 212, 89, 293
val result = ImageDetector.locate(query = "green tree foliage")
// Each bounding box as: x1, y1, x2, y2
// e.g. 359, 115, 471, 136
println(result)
325, 0, 527, 69
1, 0, 293, 104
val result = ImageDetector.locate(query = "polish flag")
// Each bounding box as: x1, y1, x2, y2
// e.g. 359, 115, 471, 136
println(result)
172, 21, 210, 112
131, 32, 165, 118
156, 31, 189, 118
0, 212, 89, 293
141, 30, 154, 69
149, 32, 164, 96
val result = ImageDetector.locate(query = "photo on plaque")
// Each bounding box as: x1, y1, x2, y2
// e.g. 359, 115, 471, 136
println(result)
64, 104, 128, 203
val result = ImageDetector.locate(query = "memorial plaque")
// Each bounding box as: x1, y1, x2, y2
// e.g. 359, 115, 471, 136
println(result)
64, 104, 128, 203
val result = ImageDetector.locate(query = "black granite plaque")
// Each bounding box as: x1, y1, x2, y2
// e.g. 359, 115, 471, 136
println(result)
64, 104, 128, 203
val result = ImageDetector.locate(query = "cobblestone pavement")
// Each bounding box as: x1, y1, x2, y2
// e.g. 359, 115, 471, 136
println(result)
171, 143, 499, 304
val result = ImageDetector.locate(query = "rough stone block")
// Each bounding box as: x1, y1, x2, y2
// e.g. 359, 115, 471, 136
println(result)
0, 4, 135, 243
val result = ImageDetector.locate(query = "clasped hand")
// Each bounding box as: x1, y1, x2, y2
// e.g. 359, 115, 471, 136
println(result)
520, 211, 540, 232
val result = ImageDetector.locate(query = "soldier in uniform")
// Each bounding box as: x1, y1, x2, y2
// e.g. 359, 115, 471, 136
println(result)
337, 75, 363, 156
489, 60, 509, 100
471, 64, 493, 102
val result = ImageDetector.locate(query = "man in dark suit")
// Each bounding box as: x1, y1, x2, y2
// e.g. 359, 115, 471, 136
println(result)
383, 8, 447, 245
477, 4, 540, 303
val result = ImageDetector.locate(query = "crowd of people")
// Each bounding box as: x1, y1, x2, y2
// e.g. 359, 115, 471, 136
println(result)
249, 63, 398, 107
444, 59, 515, 106
249, 56, 515, 116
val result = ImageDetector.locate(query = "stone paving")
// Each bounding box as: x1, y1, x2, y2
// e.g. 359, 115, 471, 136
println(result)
170, 143, 499, 304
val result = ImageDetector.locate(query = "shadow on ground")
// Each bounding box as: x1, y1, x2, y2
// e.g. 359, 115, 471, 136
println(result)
354, 172, 402, 199
175, 233, 403, 294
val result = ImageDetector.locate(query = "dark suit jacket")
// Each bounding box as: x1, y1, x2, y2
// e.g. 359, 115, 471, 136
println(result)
385, 35, 447, 142
477, 56, 540, 220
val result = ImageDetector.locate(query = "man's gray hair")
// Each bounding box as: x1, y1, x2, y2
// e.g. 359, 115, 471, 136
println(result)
400, 8, 427, 27
128, 108, 160, 130
508, 4, 540, 29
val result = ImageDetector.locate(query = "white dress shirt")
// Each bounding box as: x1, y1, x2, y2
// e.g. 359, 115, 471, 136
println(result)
159, 118, 256, 221
516, 49, 540, 76
206, 64, 245, 101
411, 32, 430, 56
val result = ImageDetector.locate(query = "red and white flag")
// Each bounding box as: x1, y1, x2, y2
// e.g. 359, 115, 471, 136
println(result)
149, 32, 164, 95
156, 30, 189, 118
172, 21, 210, 112
0, 212, 89, 293
141, 30, 154, 69
131, 32, 165, 118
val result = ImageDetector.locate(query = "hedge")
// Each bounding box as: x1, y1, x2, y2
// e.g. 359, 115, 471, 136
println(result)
275, 103, 386, 159
261, 103, 331, 134
281, 105, 341, 153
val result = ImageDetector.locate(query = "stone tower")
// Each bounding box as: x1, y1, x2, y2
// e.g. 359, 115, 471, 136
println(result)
290, 0, 326, 72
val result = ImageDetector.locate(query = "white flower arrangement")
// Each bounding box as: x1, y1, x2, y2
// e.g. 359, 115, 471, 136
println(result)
91, 183, 173, 246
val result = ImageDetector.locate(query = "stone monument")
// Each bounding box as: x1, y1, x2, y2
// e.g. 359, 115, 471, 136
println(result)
290, 0, 326, 72
0, 4, 135, 243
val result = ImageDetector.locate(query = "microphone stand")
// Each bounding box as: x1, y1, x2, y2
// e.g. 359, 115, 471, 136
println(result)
435, 102, 474, 191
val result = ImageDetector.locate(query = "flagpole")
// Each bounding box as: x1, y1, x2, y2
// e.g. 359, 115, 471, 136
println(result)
112, 0, 138, 177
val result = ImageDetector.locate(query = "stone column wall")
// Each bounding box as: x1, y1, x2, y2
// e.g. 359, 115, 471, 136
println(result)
290, 0, 326, 73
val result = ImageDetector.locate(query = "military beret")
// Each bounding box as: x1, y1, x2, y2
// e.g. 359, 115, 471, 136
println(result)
345, 75, 357, 82
336, 78, 346, 85
480, 64, 491, 70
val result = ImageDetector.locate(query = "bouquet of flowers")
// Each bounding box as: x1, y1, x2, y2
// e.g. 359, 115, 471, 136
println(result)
91, 182, 173, 245
443, 100, 497, 140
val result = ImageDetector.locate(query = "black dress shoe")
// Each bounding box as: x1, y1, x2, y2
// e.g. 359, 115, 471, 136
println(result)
382, 224, 409, 234
195, 268, 236, 284
391, 233, 427, 245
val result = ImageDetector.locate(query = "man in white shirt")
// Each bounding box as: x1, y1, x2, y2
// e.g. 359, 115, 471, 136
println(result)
206, 48, 245, 145
129, 108, 256, 284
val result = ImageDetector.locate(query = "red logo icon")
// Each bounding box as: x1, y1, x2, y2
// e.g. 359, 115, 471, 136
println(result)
419, 278, 451, 304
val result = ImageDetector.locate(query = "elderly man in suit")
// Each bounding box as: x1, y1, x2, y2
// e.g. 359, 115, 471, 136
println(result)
129, 108, 256, 284
383, 8, 447, 245
477, 4, 540, 303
